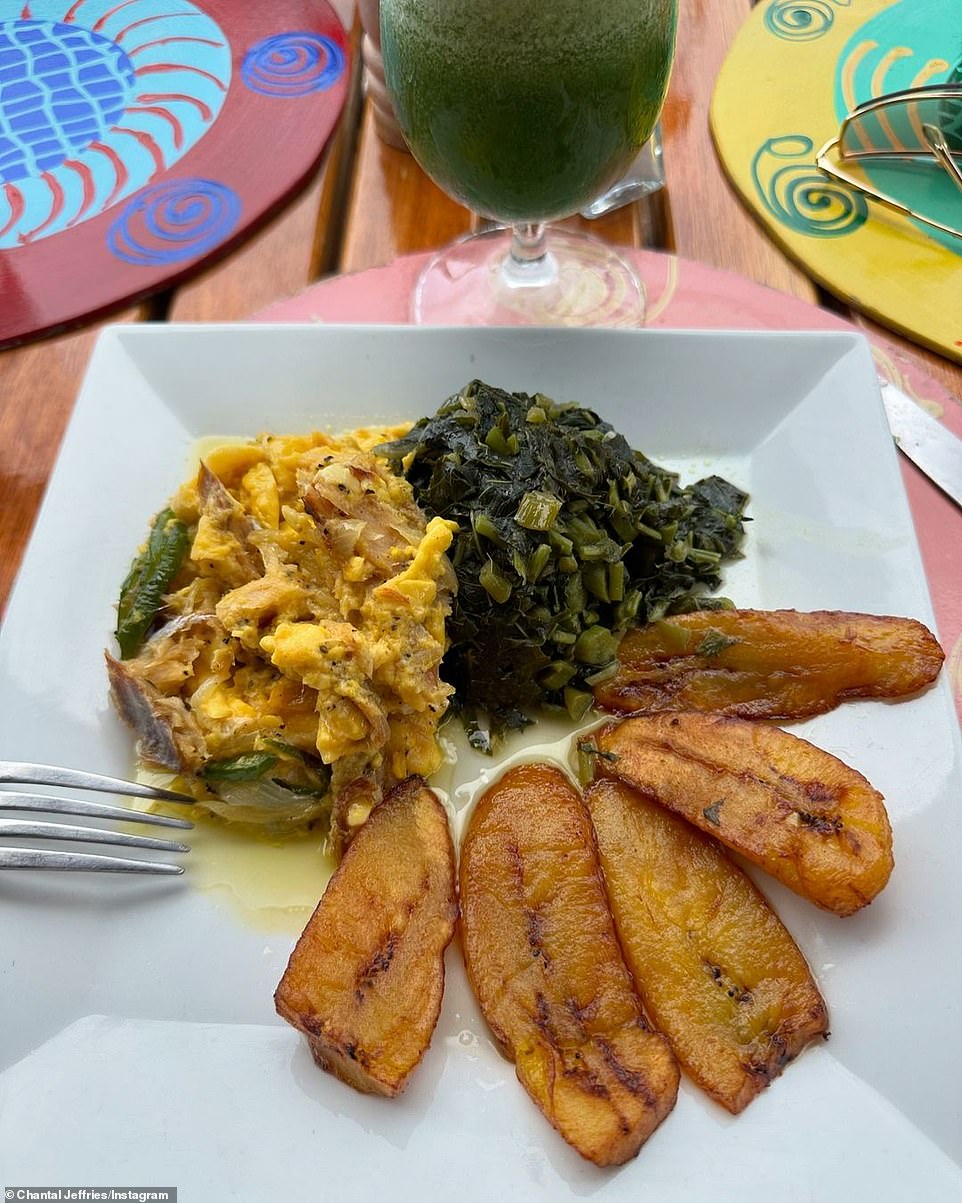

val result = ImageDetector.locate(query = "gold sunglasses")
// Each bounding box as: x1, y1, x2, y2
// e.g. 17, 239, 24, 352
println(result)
816, 84, 962, 240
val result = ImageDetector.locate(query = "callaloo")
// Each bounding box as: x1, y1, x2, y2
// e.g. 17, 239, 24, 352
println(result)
377, 380, 749, 746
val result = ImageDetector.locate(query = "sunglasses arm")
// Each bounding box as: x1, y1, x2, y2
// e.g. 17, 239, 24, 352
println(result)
921, 123, 962, 196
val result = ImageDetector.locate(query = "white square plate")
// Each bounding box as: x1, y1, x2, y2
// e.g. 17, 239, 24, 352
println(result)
1, 325, 960, 1201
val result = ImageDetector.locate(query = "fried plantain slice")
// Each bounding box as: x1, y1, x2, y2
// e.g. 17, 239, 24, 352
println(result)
586, 776, 829, 1113
275, 775, 457, 1097
594, 609, 944, 719
591, 713, 893, 917
460, 762, 679, 1166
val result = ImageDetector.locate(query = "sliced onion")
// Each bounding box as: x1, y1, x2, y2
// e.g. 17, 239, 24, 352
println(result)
329, 518, 366, 558
202, 777, 328, 827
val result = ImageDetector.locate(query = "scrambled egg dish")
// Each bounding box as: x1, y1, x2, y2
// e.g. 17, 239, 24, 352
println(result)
107, 427, 456, 853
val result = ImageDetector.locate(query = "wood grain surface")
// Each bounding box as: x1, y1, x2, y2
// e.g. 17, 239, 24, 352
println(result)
1, 0, 959, 617
661, 0, 821, 302
0, 308, 146, 607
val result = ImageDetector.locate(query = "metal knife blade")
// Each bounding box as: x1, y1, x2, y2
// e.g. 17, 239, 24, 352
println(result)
879, 379, 962, 512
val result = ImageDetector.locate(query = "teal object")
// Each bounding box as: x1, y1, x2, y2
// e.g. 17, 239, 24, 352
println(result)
832, 0, 962, 256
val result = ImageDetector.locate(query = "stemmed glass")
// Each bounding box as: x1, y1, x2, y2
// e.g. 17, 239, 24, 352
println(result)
379, 0, 678, 326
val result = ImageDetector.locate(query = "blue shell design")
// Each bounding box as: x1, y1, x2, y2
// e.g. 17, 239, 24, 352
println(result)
751, 134, 868, 237
0, 21, 135, 181
0, 0, 230, 248
764, 0, 850, 42
107, 175, 240, 265
242, 31, 345, 97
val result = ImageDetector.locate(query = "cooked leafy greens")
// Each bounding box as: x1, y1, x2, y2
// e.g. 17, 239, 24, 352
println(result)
377, 380, 749, 745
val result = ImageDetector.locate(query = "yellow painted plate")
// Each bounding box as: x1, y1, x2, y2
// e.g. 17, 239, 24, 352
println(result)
712, 0, 962, 363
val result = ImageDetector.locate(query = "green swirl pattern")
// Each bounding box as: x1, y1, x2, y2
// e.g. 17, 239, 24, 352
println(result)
752, 135, 868, 237
764, 0, 850, 41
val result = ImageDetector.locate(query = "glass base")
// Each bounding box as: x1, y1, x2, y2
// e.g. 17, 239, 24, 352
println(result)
412, 227, 646, 327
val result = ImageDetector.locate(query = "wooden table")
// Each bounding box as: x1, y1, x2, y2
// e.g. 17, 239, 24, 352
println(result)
2, 0, 960, 614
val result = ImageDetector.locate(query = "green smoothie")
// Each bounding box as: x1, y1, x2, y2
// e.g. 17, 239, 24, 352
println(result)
380, 0, 677, 224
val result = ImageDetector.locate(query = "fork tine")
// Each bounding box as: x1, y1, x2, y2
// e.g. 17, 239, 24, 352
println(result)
0, 847, 184, 874
0, 761, 194, 803
0, 791, 193, 829
0, 817, 190, 853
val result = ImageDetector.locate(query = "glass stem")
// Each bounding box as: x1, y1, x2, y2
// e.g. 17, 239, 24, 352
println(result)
502, 222, 557, 290
510, 222, 548, 265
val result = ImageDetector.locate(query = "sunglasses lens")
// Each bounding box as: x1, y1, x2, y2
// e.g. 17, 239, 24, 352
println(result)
841, 92, 962, 158
822, 90, 962, 241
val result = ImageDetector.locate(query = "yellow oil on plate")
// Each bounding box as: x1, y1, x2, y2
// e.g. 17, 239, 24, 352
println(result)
711, 0, 962, 364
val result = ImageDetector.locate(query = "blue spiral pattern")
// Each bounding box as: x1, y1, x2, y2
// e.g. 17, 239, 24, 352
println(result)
241, 31, 345, 97
764, 0, 848, 41
752, 135, 868, 237
107, 177, 241, 265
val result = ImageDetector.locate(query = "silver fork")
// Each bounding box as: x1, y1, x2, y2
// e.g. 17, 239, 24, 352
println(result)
0, 761, 194, 876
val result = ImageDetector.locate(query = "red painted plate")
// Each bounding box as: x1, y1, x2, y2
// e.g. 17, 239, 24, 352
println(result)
0, 0, 350, 346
